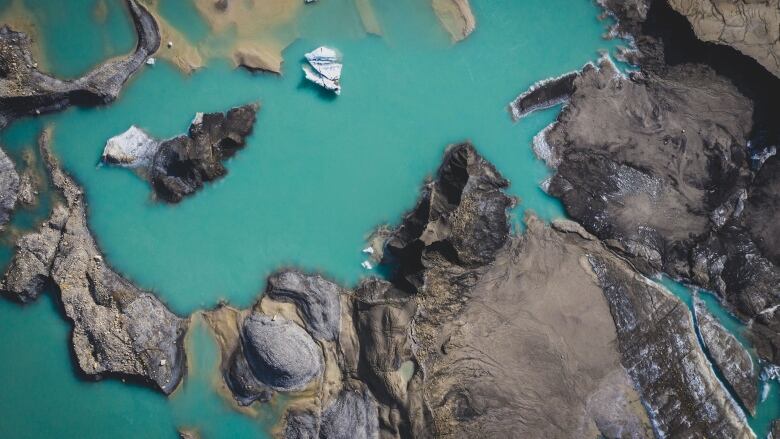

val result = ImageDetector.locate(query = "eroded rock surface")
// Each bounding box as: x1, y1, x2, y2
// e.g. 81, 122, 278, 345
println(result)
0, 146, 19, 229
0, 0, 160, 128
667, 0, 780, 79
0, 130, 187, 394
205, 143, 751, 438
694, 296, 758, 415
241, 312, 323, 392
266, 271, 342, 342
513, 0, 780, 367
102, 104, 258, 202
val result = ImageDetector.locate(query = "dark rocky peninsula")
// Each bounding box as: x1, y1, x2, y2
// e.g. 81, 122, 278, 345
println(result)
0, 130, 187, 394
102, 104, 259, 203
0, 0, 160, 129
512, 0, 780, 369
204, 143, 749, 438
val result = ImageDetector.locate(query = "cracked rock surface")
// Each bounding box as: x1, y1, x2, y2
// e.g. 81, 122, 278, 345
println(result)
667, 0, 780, 79
0, 130, 187, 394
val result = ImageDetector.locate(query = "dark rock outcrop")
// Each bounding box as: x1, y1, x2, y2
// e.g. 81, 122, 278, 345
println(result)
0, 147, 19, 229
240, 312, 323, 392
206, 143, 752, 438
694, 296, 758, 415
102, 104, 259, 202
0, 130, 187, 394
512, 0, 780, 367
384, 143, 514, 292
0, 0, 160, 128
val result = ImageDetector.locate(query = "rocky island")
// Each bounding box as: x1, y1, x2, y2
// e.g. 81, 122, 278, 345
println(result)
102, 104, 259, 202
0, 0, 777, 437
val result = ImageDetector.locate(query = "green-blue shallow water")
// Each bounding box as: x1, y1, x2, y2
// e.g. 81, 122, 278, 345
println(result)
0, 0, 776, 437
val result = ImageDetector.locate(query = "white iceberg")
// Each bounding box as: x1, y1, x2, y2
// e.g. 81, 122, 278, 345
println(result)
361, 260, 373, 270
145, 57, 156, 66
302, 46, 342, 95
101, 125, 159, 168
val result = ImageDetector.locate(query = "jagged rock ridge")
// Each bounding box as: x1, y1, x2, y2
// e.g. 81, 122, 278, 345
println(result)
0, 130, 187, 394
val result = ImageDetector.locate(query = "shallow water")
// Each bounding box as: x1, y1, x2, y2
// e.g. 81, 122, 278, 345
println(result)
0, 0, 776, 437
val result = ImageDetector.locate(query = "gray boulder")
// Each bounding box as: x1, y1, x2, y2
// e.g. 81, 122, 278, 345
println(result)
266, 270, 342, 341
240, 312, 322, 391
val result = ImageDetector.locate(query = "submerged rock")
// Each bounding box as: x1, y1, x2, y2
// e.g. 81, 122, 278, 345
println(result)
102, 104, 259, 202
0, 130, 187, 394
240, 312, 322, 392
431, 0, 476, 42
302, 47, 342, 95
694, 296, 758, 415
0, 147, 19, 230
0, 0, 160, 128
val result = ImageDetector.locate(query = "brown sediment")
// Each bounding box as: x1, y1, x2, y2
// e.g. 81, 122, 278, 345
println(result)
0, 0, 46, 68
355, 0, 382, 36
193, 0, 299, 74
138, 0, 204, 74
136, 0, 302, 74
431, 0, 476, 42
93, 0, 109, 24
231, 42, 284, 75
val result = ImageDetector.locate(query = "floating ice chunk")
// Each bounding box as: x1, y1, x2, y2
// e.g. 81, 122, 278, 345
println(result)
146, 57, 156, 66
101, 126, 160, 168
302, 46, 342, 95
362, 246, 374, 255
361, 260, 373, 270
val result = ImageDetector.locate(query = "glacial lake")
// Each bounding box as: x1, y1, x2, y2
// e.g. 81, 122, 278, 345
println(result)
0, 0, 776, 437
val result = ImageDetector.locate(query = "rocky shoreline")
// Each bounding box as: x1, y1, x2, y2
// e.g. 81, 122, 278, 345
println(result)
1, 129, 187, 394
513, 0, 780, 371
0, 0, 160, 129
194, 143, 753, 438
0, 0, 776, 437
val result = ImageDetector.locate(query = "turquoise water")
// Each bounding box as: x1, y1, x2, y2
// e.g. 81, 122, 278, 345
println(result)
0, 0, 774, 437
660, 277, 780, 437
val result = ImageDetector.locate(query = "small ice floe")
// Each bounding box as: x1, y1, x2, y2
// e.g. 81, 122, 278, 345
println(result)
302, 46, 342, 95
362, 246, 374, 255
102, 125, 160, 168
145, 57, 156, 66
361, 260, 373, 270
304, 0, 317, 3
